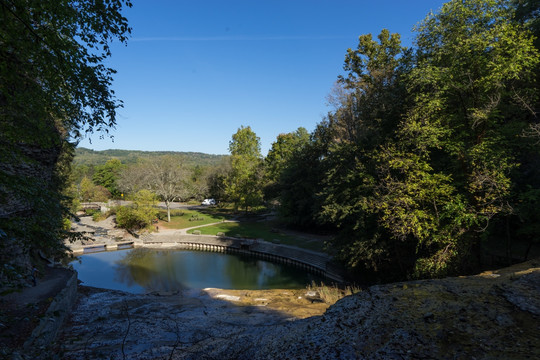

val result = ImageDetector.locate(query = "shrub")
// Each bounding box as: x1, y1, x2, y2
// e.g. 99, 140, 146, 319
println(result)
216, 232, 225, 237
115, 190, 158, 230
62, 218, 71, 231
192, 230, 201, 235
306, 282, 362, 304
116, 206, 157, 230
85, 208, 99, 216
92, 211, 103, 222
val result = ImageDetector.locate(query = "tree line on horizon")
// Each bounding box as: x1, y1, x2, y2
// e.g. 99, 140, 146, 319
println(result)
73, 147, 227, 167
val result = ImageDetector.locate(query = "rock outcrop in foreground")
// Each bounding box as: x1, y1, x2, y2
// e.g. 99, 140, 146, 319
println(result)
55, 260, 539, 360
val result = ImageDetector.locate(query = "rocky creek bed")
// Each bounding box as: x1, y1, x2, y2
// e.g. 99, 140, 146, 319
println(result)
37, 259, 539, 360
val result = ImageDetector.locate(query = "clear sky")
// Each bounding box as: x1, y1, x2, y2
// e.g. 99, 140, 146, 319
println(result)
78, 0, 448, 156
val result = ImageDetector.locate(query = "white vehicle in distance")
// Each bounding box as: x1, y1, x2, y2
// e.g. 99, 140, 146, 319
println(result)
201, 198, 216, 206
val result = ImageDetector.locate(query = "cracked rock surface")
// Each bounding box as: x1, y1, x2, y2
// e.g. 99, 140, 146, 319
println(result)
51, 260, 539, 360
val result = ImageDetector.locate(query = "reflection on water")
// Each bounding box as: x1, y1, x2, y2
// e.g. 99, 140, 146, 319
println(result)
72, 248, 322, 293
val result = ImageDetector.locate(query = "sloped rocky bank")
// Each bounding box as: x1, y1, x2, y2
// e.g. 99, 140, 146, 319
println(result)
49, 259, 540, 360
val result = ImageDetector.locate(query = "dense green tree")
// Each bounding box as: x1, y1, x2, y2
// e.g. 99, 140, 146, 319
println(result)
92, 158, 124, 198
0, 0, 131, 272
278, 123, 332, 228
389, 0, 540, 277
225, 126, 264, 212
317, 29, 411, 279
514, 0, 540, 49
279, 0, 539, 281
115, 189, 158, 230
264, 127, 310, 201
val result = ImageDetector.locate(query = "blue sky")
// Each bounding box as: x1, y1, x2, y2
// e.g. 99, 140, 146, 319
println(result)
78, 0, 448, 155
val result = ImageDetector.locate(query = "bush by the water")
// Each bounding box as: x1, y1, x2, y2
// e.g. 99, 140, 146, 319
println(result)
116, 206, 157, 230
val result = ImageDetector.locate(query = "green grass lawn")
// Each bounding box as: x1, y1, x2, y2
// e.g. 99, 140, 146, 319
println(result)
157, 209, 227, 229
187, 221, 326, 252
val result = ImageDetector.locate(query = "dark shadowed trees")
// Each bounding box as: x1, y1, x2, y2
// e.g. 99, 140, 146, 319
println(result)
0, 0, 131, 271
264, 127, 310, 202
277, 0, 540, 282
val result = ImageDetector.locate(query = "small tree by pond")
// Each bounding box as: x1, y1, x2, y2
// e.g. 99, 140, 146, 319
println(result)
116, 190, 158, 230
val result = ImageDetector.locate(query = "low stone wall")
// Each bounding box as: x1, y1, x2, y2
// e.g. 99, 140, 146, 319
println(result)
68, 233, 347, 283
139, 234, 346, 283
23, 270, 78, 351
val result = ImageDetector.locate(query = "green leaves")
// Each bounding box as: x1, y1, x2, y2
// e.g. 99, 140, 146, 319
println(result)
0, 0, 132, 140
277, 0, 540, 281
226, 126, 264, 212
0, 0, 131, 272
115, 190, 158, 230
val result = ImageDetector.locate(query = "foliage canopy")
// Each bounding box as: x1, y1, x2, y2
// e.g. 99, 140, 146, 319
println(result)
0, 0, 132, 272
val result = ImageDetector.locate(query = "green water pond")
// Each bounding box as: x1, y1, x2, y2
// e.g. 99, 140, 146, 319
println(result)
71, 248, 323, 293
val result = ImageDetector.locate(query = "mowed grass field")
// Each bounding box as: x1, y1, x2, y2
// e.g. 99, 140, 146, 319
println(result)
156, 208, 226, 229
154, 206, 328, 252
187, 221, 326, 252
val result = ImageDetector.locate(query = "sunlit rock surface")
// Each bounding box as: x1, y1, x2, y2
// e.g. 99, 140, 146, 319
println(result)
55, 260, 539, 359
55, 287, 328, 359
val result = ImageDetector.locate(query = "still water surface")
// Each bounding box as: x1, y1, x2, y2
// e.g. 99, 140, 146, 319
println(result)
72, 248, 322, 293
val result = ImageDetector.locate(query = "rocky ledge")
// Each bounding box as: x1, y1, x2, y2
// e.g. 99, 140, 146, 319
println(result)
50, 260, 539, 360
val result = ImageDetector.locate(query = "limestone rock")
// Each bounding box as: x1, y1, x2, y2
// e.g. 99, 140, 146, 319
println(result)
54, 260, 540, 360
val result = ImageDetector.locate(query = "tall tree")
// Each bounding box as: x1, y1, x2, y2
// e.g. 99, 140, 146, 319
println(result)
280, 0, 540, 281
118, 157, 189, 222
265, 127, 310, 201
319, 29, 411, 280
386, 0, 540, 277
226, 126, 264, 212
148, 156, 189, 222
206, 157, 232, 202
278, 123, 331, 228
79, 177, 111, 203
92, 158, 124, 198
188, 165, 210, 201
0, 0, 131, 273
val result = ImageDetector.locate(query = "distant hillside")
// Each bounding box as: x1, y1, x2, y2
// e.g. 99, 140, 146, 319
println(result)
74, 147, 229, 167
